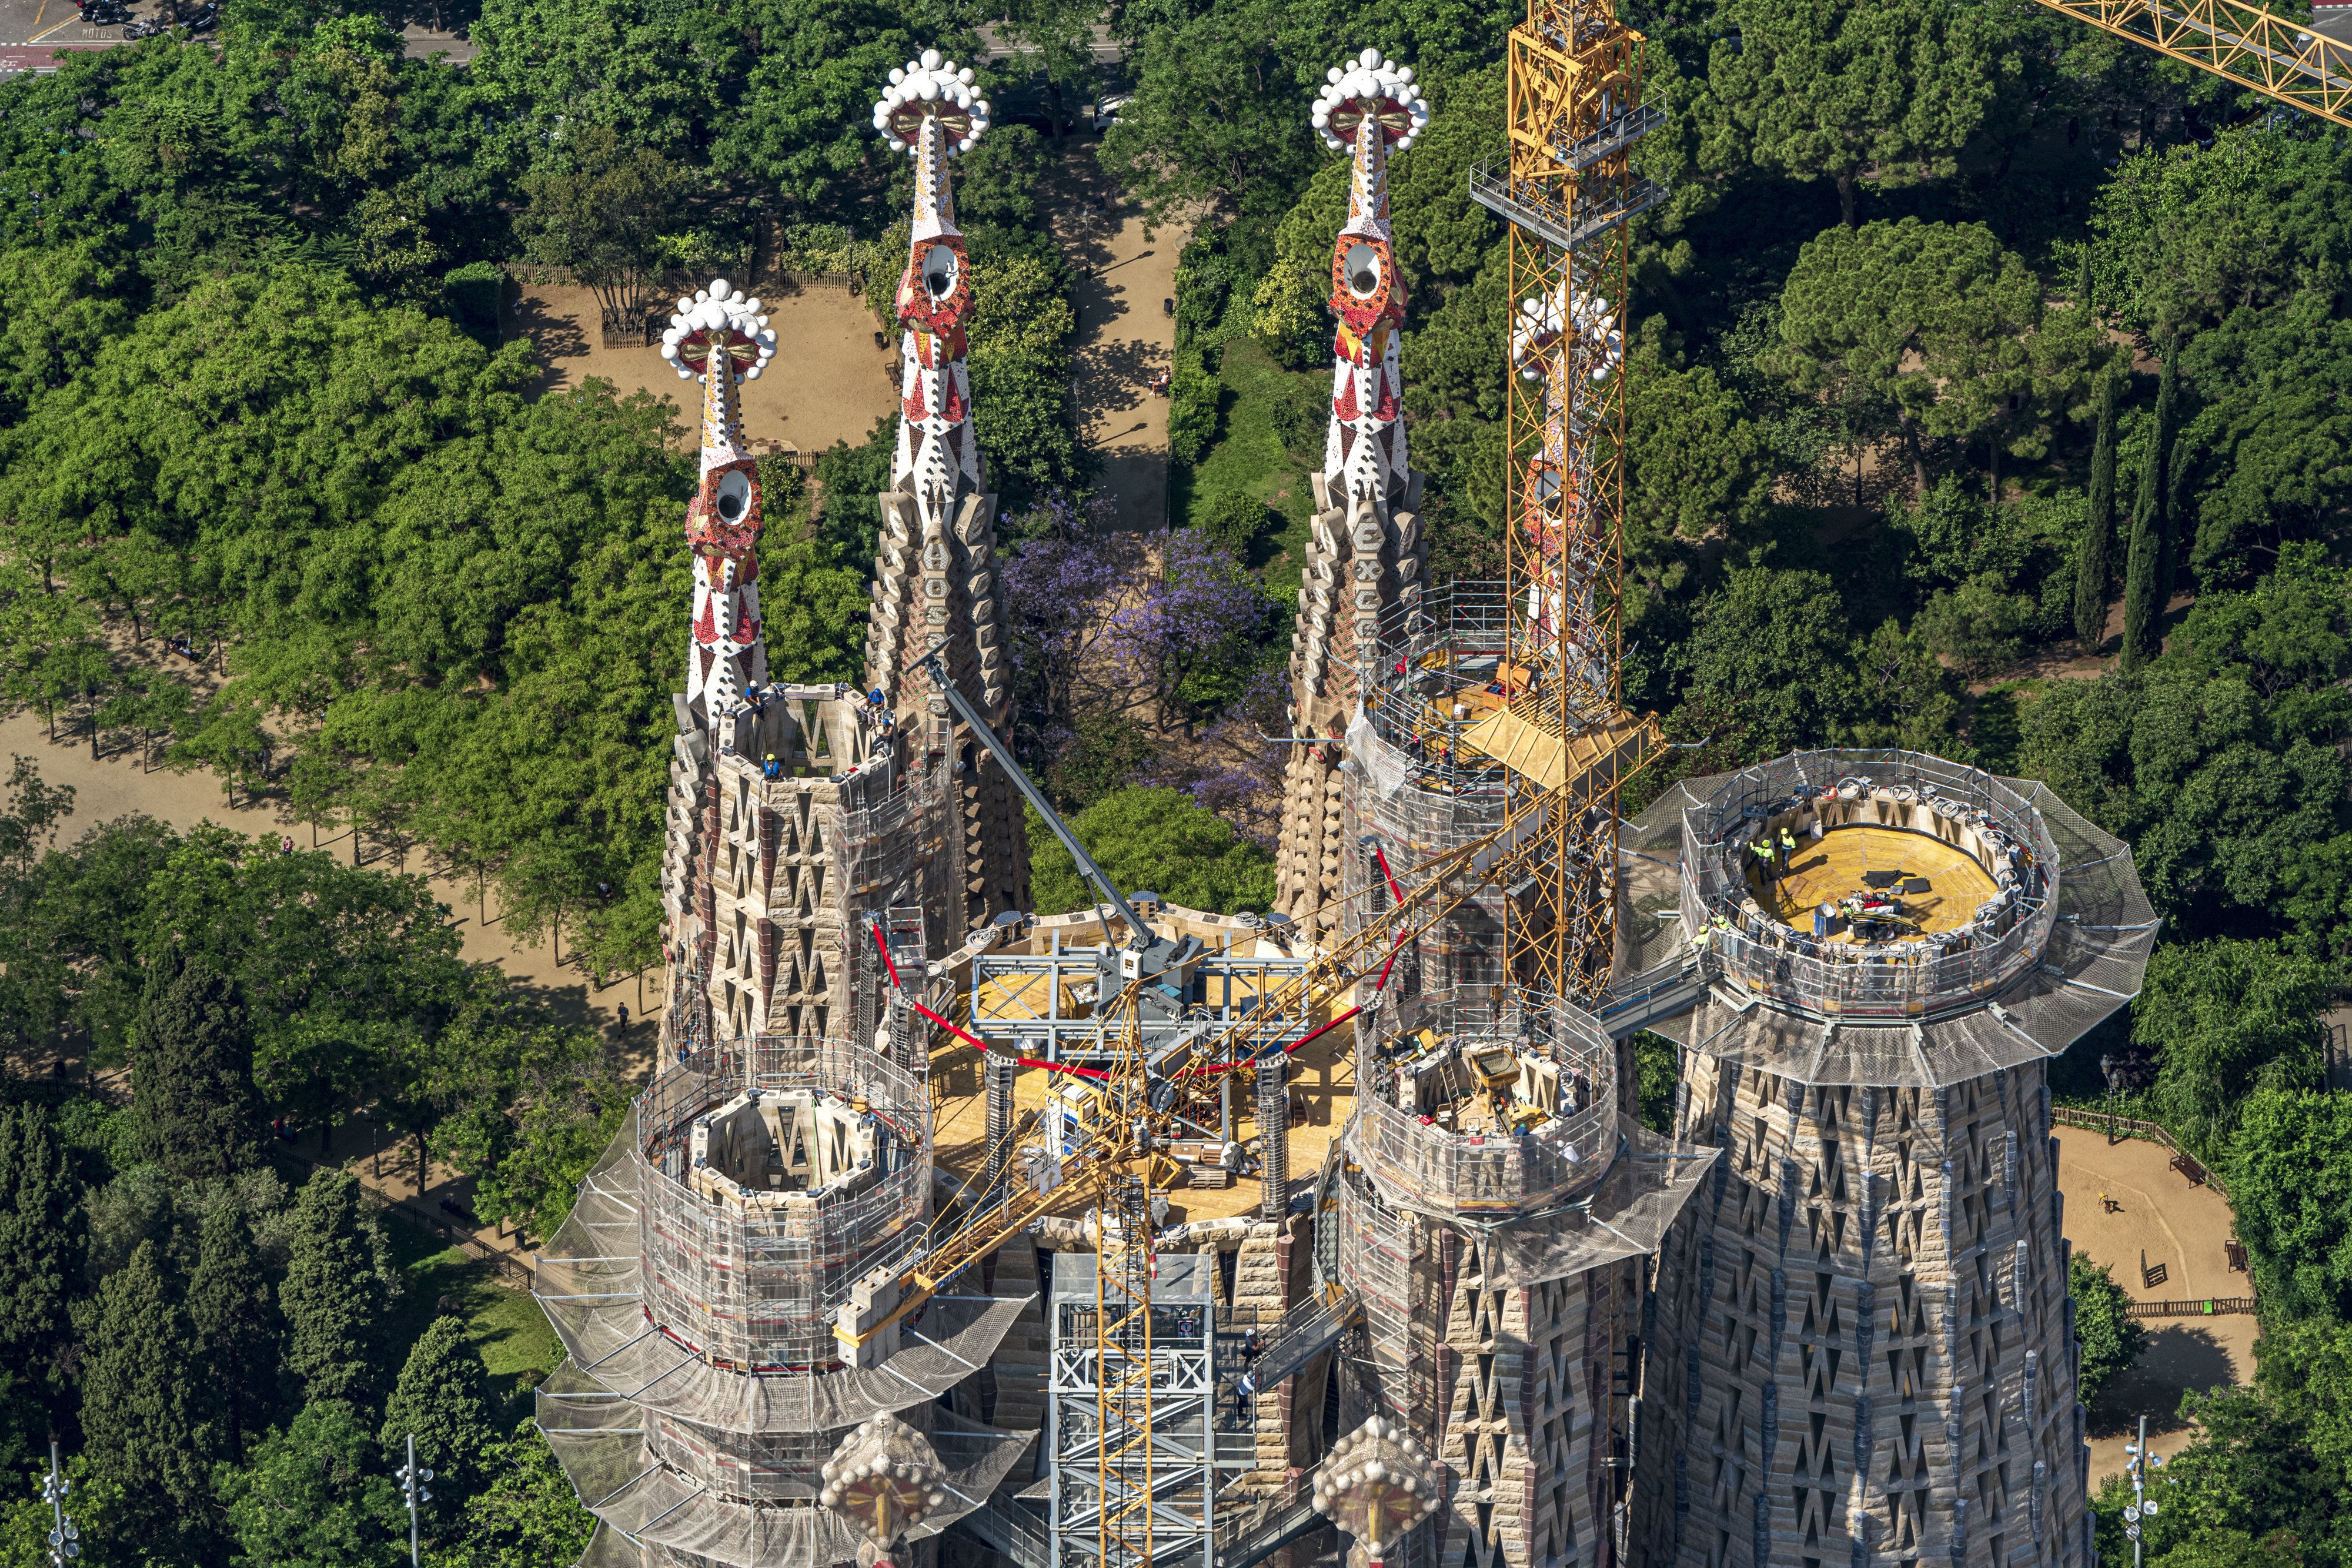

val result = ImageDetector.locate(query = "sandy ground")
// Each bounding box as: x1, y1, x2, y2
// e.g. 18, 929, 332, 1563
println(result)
1040, 140, 1182, 531
2057, 1125, 2257, 1481
2, 708, 649, 1032
511, 279, 900, 459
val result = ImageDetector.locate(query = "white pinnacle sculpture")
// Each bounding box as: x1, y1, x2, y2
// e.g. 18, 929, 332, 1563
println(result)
1509, 266, 1623, 711
1272, 49, 1433, 939
863, 48, 1029, 930
1316, 48, 1429, 507
659, 279, 780, 726
1314, 1416, 1444, 1568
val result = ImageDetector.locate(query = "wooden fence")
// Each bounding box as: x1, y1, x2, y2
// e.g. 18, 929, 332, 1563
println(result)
2126, 1296, 2257, 1318
2049, 1103, 2236, 1202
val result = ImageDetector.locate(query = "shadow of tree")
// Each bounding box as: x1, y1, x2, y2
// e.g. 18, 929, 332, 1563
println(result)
2087, 1323, 2244, 1437
509, 295, 592, 394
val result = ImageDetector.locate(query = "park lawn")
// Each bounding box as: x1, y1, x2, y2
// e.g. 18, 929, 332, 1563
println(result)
380, 1215, 567, 1413
1175, 339, 1327, 602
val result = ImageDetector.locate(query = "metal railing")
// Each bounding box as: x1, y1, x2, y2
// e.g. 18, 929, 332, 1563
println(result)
1352, 990, 1619, 1216
1679, 751, 2060, 1021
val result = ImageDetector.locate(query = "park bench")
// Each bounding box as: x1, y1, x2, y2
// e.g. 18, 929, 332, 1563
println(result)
2170, 1151, 2207, 1186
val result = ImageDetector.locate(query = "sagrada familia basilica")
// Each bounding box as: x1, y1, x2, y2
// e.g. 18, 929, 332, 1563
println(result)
527, 26, 2159, 1568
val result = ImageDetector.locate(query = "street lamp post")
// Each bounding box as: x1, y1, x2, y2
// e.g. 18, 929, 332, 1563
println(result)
41, 1441, 80, 1564
2122, 1416, 2163, 1567
397, 1433, 433, 1567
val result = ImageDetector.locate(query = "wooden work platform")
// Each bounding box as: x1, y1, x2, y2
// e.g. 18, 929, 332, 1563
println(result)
928, 1017, 1358, 1225
1752, 824, 1997, 941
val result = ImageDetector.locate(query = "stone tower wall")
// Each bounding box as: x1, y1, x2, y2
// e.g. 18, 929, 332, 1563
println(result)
1641, 1055, 2090, 1568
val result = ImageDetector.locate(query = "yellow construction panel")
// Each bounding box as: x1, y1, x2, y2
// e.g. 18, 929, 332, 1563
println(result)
1458, 707, 1653, 793
1756, 825, 1999, 940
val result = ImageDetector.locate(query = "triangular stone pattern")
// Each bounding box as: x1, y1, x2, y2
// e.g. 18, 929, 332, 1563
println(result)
1635, 1058, 2090, 1568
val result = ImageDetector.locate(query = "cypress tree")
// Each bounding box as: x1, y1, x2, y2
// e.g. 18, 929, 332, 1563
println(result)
381, 1316, 497, 1527
2072, 370, 2119, 651
133, 952, 263, 1181
281, 1168, 391, 1407
188, 1201, 281, 1463
80, 1241, 218, 1558
2120, 345, 2178, 669
0, 1104, 82, 1406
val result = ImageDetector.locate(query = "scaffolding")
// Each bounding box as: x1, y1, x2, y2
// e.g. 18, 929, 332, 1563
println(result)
1048, 1252, 1218, 1568
1635, 750, 2161, 1085
1350, 985, 1619, 1220
533, 1001, 1038, 1568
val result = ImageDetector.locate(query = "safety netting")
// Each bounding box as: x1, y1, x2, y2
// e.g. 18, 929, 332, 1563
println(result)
542, 1399, 1033, 1568
1620, 751, 2157, 1085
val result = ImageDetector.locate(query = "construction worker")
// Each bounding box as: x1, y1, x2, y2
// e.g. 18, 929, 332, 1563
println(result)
1750, 833, 1776, 881
762, 751, 782, 780
1779, 824, 1799, 862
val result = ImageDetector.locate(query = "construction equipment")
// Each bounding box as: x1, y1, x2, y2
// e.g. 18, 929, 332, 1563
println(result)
835, 639, 1646, 1568
2024, 0, 2352, 128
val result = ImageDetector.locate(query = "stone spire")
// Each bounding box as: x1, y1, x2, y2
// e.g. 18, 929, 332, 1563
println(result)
1274, 50, 1432, 941
864, 49, 1028, 934
661, 280, 778, 737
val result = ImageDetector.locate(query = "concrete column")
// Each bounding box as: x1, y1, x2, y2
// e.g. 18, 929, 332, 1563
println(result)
985, 1049, 1017, 1197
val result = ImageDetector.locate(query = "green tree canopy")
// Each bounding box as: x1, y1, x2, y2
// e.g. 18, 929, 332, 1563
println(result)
188, 1199, 282, 1465
280, 1168, 396, 1409
441, 1420, 596, 1568
0, 1104, 82, 1418
1776, 218, 2078, 493
81, 1241, 215, 1559
1695, 0, 1999, 226
2138, 938, 2339, 1158
2066, 1251, 2146, 1406
218, 1399, 406, 1568
380, 1317, 498, 1530
1025, 789, 1277, 917
132, 951, 264, 1180
2231, 1089, 2352, 1322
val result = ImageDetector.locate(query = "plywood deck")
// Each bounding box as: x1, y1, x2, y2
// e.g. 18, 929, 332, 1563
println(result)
1751, 824, 1997, 940
928, 1017, 1358, 1226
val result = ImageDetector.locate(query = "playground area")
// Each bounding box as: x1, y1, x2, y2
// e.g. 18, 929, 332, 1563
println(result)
2055, 1121, 2257, 1480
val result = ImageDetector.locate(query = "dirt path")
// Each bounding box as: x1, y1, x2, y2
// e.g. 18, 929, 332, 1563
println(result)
2057, 1125, 2256, 1480
1037, 139, 1184, 530
510, 279, 898, 459
1, 710, 656, 1048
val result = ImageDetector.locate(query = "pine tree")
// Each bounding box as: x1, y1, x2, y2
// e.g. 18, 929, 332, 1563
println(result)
188, 1201, 281, 1463
381, 1316, 497, 1528
80, 1241, 218, 1559
2121, 344, 2178, 669
0, 1103, 83, 1405
2072, 370, 2119, 651
282, 1168, 392, 1407
133, 951, 263, 1180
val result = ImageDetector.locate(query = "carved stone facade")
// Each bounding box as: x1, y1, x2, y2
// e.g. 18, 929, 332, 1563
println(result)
864, 56, 1027, 935
1274, 55, 1432, 942
1639, 1061, 2092, 1568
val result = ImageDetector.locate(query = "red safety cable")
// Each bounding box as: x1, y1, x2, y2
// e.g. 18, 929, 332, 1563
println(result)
908, 998, 987, 1050
1017, 1057, 1110, 1081
1371, 844, 1405, 905
868, 919, 902, 988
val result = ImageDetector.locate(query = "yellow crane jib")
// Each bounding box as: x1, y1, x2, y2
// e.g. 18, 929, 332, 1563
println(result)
2027, 0, 2352, 127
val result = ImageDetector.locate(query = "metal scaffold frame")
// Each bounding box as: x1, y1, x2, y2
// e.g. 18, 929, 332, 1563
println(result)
1474, 0, 1658, 1007
1048, 1255, 1217, 1568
